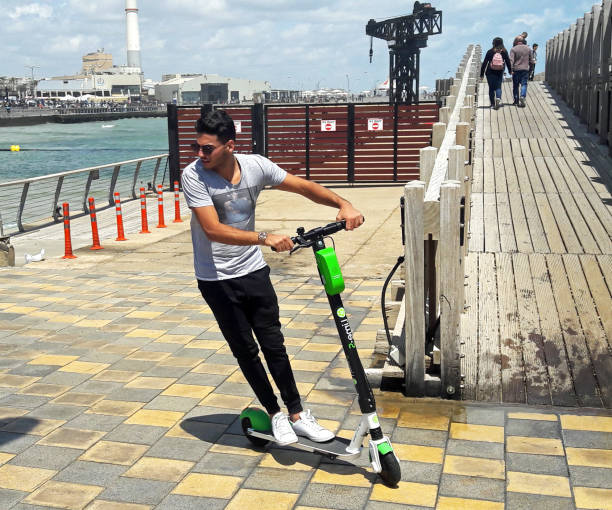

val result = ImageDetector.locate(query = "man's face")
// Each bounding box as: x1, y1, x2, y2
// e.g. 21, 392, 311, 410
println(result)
194, 133, 234, 169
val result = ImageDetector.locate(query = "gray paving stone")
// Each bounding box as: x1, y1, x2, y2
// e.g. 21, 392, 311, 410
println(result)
176, 372, 228, 386
194, 452, 261, 477
0, 488, 27, 509
205, 354, 238, 365
298, 483, 370, 510
26, 404, 84, 421
315, 376, 354, 391
562, 429, 612, 449
108, 360, 157, 372
9, 445, 82, 471
106, 388, 163, 402
143, 395, 199, 412
141, 365, 191, 378
72, 380, 123, 394
54, 460, 127, 485
293, 370, 324, 383
569, 465, 612, 489
215, 382, 256, 398
65, 413, 125, 432
506, 492, 576, 510
145, 437, 212, 462
0, 432, 40, 454
446, 439, 505, 459
182, 406, 238, 425
0, 394, 51, 409
281, 328, 314, 339
8, 365, 57, 377
439, 473, 505, 502
452, 406, 505, 426
392, 427, 448, 448
156, 495, 228, 510
302, 403, 348, 422
243, 466, 312, 492
506, 418, 561, 438
294, 350, 338, 362
103, 424, 168, 445
366, 503, 434, 510
399, 460, 443, 484
506, 452, 568, 476
99, 477, 175, 506
140, 343, 184, 353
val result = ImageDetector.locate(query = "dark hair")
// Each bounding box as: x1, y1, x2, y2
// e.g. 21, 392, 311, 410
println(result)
492, 37, 504, 51
533, 43, 538, 47
195, 110, 236, 143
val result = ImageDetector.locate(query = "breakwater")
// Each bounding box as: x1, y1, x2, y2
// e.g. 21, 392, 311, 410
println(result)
0, 108, 166, 127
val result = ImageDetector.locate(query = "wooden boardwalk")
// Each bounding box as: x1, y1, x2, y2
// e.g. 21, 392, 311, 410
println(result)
462, 80, 612, 408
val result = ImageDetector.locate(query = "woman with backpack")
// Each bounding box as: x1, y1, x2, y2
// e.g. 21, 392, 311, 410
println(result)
480, 37, 512, 109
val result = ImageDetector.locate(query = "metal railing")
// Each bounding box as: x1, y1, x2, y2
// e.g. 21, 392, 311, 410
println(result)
0, 154, 168, 235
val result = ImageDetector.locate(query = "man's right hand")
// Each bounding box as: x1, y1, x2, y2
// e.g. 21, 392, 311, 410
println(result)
265, 233, 294, 252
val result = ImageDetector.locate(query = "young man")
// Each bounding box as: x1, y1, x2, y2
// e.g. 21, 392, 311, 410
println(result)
529, 43, 538, 81
181, 110, 364, 445
510, 36, 534, 107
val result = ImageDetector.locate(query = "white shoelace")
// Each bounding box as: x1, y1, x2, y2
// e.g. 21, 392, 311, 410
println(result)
299, 410, 324, 431
273, 413, 294, 436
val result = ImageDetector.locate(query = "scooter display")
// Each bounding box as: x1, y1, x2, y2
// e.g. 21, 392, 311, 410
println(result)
240, 220, 401, 486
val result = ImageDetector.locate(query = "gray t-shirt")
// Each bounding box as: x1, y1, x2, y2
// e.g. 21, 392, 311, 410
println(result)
181, 153, 287, 281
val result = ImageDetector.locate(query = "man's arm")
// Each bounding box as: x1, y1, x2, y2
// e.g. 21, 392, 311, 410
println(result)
274, 173, 364, 230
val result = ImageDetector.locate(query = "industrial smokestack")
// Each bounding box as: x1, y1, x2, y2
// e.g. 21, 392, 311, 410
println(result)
125, 0, 141, 70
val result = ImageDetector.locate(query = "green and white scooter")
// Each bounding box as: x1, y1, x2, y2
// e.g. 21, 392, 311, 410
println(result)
240, 221, 401, 486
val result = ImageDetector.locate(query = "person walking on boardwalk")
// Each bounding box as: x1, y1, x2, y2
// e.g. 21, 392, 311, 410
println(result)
510, 36, 534, 107
529, 43, 539, 81
480, 37, 512, 110
181, 109, 365, 446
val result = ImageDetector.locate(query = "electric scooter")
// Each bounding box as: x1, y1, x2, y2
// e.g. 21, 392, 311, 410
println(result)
240, 220, 401, 486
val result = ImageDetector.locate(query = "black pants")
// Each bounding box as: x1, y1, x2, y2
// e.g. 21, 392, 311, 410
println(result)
197, 266, 302, 416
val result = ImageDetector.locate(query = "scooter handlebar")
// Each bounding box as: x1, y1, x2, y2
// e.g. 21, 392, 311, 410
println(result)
291, 220, 347, 245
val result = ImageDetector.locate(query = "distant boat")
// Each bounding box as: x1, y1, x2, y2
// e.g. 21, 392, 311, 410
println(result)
101, 124, 115, 128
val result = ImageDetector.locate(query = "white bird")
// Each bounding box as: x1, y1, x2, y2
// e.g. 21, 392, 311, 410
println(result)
24, 248, 45, 264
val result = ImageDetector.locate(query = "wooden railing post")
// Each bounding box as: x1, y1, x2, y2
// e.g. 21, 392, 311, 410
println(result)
419, 147, 438, 184
432, 123, 446, 149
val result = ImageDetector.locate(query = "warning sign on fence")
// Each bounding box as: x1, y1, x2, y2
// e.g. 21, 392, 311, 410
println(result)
234, 121, 242, 133
321, 120, 336, 132
368, 118, 383, 131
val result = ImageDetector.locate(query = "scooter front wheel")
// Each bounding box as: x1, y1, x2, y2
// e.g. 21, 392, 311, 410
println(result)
239, 408, 271, 447
241, 416, 270, 447
378, 452, 401, 486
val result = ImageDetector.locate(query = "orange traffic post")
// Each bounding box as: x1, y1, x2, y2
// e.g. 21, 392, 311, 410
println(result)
139, 187, 151, 234
62, 202, 77, 259
88, 197, 103, 250
156, 184, 167, 228
114, 192, 127, 241
173, 181, 182, 223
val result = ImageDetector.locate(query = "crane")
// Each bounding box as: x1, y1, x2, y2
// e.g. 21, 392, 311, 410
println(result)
366, 2, 442, 104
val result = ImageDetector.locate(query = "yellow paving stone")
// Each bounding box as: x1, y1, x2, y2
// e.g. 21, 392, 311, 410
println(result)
329, 367, 351, 379
154, 334, 195, 344
125, 377, 176, 390
0, 406, 28, 421
52, 392, 105, 406
125, 310, 164, 319
296, 382, 315, 394
126, 351, 171, 362
258, 451, 319, 471
226, 489, 299, 510
191, 363, 237, 375
4, 306, 38, 314
397, 410, 450, 431
306, 390, 355, 406
353, 331, 375, 341
79, 441, 149, 466
302, 343, 341, 353
59, 361, 110, 375
98, 344, 138, 356
0, 302, 16, 309
443, 455, 505, 479
286, 321, 318, 330
2, 417, 65, 435
311, 465, 371, 487
207, 324, 222, 332
436, 496, 504, 510
87, 501, 152, 510
48, 314, 86, 323
18, 383, 69, 397
184, 339, 225, 350
125, 329, 166, 339
29, 311, 60, 319
300, 308, 331, 316
346, 300, 373, 308
566, 447, 612, 468
38, 427, 105, 449
506, 436, 564, 456
506, 471, 571, 497
200, 393, 253, 409
24, 480, 103, 508
125, 409, 184, 428
161, 384, 214, 399
0, 452, 15, 466
209, 442, 264, 456
27, 354, 80, 366
507, 412, 558, 422
122, 456, 194, 482
226, 371, 249, 384
371, 481, 438, 507
352, 290, 380, 296
165, 423, 201, 440
393, 444, 444, 463
87, 400, 144, 416
74, 319, 112, 328
279, 304, 306, 311
284, 337, 309, 346
172, 473, 242, 498
377, 403, 401, 419
573, 487, 612, 510
561, 415, 612, 433
450, 423, 504, 443
93, 370, 142, 382
361, 317, 384, 325
0, 464, 56, 491
158, 357, 202, 368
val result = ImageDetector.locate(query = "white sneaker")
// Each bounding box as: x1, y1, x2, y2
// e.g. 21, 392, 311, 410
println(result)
271, 412, 298, 445
291, 410, 335, 442
519, 96, 526, 107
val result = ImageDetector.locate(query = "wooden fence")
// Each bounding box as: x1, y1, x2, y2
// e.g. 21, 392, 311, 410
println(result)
167, 102, 439, 184
546, 0, 612, 154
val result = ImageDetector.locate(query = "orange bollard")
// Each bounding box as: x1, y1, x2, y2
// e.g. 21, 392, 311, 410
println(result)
173, 181, 182, 223
156, 184, 167, 228
62, 203, 77, 259
88, 197, 103, 250
139, 187, 151, 234
114, 192, 127, 241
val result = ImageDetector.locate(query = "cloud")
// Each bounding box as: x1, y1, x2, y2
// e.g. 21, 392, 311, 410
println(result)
8, 3, 52, 19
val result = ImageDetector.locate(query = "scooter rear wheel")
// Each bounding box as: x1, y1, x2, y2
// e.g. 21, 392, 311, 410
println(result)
378, 452, 401, 486
241, 417, 269, 447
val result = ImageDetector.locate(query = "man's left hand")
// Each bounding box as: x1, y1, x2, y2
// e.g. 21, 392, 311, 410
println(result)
337, 204, 364, 231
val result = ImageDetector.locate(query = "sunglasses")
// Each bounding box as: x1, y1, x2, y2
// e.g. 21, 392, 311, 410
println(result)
191, 143, 222, 155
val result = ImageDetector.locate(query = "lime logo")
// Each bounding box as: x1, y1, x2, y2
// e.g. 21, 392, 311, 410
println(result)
336, 308, 346, 318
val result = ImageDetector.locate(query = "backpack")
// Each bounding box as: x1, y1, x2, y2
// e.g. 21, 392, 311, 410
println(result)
490, 51, 504, 71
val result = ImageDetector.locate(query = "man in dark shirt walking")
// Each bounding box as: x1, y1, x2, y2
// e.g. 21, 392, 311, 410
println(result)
510, 37, 535, 107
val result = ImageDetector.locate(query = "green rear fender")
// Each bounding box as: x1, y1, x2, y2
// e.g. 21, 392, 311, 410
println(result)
240, 408, 272, 432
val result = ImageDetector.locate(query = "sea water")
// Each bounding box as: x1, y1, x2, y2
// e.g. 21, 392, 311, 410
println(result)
0, 117, 169, 183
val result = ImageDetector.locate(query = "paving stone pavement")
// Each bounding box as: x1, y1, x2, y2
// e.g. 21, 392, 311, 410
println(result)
1, 187, 611, 509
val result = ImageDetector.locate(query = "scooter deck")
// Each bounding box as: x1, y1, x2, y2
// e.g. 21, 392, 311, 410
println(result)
248, 429, 361, 460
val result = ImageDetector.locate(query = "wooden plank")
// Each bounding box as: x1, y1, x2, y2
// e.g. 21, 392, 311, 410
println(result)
547, 194, 583, 253
509, 192, 534, 253
543, 157, 570, 193
571, 193, 612, 254
494, 158, 507, 193
547, 254, 602, 407
472, 158, 483, 193
552, 156, 582, 191
460, 253, 479, 401
522, 157, 544, 193
483, 158, 495, 193
522, 193, 550, 253
563, 254, 612, 407
504, 157, 520, 193
483, 192, 501, 252
477, 252, 502, 401
558, 192, 600, 254
510, 138, 522, 158
496, 193, 517, 252
534, 194, 566, 253
513, 253, 552, 405
579, 256, 612, 350
529, 254, 577, 406
496, 252, 526, 402
533, 158, 558, 193
469, 193, 484, 252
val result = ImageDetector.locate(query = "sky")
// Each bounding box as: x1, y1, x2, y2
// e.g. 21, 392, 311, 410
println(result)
0, 0, 599, 92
